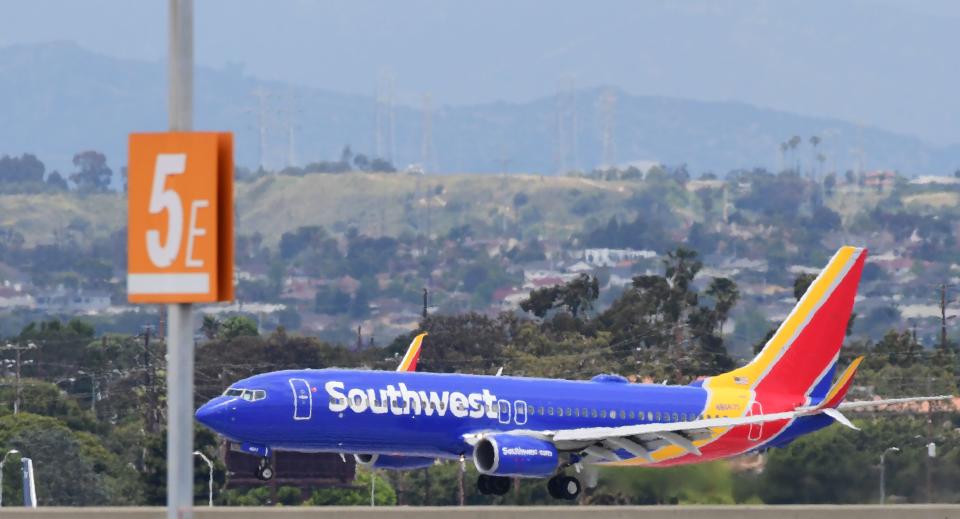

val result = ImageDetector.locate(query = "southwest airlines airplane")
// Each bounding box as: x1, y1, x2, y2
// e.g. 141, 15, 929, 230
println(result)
196, 247, 949, 500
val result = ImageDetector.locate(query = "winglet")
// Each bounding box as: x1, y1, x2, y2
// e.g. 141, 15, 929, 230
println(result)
397, 332, 427, 372
818, 356, 864, 410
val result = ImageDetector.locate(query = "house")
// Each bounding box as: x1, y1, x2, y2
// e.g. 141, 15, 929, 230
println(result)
864, 170, 896, 190
0, 285, 33, 309
582, 248, 656, 267
35, 288, 112, 314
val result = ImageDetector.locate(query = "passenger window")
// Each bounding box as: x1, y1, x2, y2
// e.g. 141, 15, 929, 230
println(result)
548, 407, 554, 416
591, 409, 598, 418
582, 408, 588, 417
619, 410, 626, 419
538, 406, 545, 415
566, 408, 572, 417
672, 412, 679, 422
628, 411, 635, 419
655, 411, 661, 421
574, 408, 580, 417
600, 409, 607, 418
647, 411, 653, 421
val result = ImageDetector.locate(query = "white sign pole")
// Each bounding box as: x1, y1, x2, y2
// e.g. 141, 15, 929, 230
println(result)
21, 458, 36, 508
168, 1, 194, 519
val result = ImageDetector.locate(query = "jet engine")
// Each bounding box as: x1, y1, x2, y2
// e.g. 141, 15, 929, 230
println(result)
472, 434, 558, 477
354, 454, 435, 470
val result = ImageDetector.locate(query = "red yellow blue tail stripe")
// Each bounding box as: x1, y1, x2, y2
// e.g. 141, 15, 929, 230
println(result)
397, 332, 427, 372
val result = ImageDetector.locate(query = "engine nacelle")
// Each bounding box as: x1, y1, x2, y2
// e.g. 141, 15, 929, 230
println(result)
472, 434, 558, 478
354, 454, 435, 471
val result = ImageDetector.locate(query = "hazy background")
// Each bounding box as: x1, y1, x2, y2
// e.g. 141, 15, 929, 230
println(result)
3, 0, 960, 174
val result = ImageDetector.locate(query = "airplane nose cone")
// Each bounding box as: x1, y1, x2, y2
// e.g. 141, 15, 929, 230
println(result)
196, 400, 228, 431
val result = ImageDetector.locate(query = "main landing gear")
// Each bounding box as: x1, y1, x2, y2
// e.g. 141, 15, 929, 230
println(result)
476, 474, 510, 496
256, 459, 274, 481
547, 474, 581, 500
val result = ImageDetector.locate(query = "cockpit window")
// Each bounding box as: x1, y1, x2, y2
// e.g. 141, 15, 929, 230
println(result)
224, 388, 267, 401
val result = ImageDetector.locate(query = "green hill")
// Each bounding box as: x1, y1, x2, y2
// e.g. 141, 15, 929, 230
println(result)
0, 173, 642, 247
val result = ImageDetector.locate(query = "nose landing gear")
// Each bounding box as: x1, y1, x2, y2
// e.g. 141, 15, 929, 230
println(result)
547, 474, 581, 500
256, 459, 274, 480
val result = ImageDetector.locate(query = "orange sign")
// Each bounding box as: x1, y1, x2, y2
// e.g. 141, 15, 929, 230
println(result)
127, 132, 234, 303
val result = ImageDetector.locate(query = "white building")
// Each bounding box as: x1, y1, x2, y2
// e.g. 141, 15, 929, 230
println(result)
582, 248, 656, 267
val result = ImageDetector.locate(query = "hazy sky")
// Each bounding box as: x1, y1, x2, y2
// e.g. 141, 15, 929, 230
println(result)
3, 0, 960, 145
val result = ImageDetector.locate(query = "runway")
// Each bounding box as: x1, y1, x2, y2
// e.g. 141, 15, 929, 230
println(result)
4, 505, 960, 519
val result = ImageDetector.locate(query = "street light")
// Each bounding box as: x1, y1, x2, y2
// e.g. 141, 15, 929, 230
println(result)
193, 451, 214, 507
880, 446, 900, 504
0, 449, 20, 507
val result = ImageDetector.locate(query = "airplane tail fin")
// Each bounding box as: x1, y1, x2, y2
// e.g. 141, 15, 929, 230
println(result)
397, 332, 427, 372
706, 246, 867, 401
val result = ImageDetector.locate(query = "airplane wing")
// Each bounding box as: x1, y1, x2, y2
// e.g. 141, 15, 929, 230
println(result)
464, 410, 799, 462
397, 332, 427, 372
836, 395, 954, 410
463, 394, 954, 462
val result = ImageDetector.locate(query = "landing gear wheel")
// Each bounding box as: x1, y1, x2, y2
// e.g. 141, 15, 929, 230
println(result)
490, 476, 510, 495
256, 462, 274, 481
477, 475, 492, 495
547, 475, 580, 500
477, 475, 510, 496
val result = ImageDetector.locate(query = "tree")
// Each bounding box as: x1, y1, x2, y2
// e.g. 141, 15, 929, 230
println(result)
46, 170, 69, 191
219, 316, 258, 340
353, 153, 370, 170
0, 414, 125, 505
808, 135, 821, 178
0, 153, 46, 190
513, 192, 529, 208
793, 273, 817, 301
560, 274, 600, 317
706, 277, 739, 334
339, 145, 354, 168
519, 285, 560, 318
69, 151, 113, 192
200, 315, 221, 340
307, 468, 395, 505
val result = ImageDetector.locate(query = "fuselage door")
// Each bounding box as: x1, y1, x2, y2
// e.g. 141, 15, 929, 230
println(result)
497, 399, 512, 424
747, 401, 763, 441
514, 400, 527, 425
289, 378, 312, 421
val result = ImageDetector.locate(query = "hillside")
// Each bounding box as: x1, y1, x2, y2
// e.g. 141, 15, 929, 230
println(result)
1, 173, 639, 246
3, 42, 959, 176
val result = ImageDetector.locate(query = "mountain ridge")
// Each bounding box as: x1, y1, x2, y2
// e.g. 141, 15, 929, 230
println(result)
1, 41, 958, 176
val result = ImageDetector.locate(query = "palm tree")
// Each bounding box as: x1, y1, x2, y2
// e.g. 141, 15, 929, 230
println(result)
706, 277, 740, 335
809, 135, 821, 179
788, 135, 802, 172
200, 315, 221, 340
779, 142, 789, 172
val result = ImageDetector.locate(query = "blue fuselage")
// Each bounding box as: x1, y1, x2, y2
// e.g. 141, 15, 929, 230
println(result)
196, 368, 831, 462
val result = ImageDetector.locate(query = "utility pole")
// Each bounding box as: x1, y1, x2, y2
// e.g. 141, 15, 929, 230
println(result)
458, 455, 465, 506
939, 283, 951, 351
422, 288, 428, 319
140, 325, 158, 434
3, 342, 38, 415
167, 2, 195, 518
